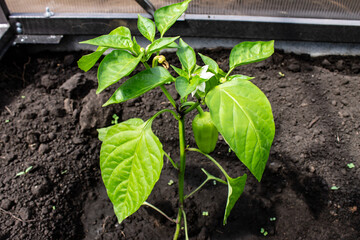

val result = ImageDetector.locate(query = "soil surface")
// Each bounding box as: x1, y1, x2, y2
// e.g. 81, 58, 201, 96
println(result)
0, 46, 359, 240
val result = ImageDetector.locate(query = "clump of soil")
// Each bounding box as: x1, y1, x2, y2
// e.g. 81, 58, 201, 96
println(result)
0, 46, 359, 240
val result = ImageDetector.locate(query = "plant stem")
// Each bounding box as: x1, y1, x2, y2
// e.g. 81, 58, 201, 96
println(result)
182, 101, 200, 115
143, 61, 151, 69
187, 148, 230, 179
225, 67, 235, 79
164, 151, 179, 170
182, 209, 189, 240
173, 117, 187, 240
185, 178, 209, 200
160, 85, 177, 109
143, 201, 176, 223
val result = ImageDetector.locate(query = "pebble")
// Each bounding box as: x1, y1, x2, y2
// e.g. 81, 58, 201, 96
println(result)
0, 199, 14, 210
287, 62, 301, 72
309, 165, 316, 173
321, 59, 331, 67
19, 207, 31, 220
340, 99, 349, 106
331, 100, 337, 106
336, 60, 345, 71
341, 169, 347, 175
333, 88, 341, 95
31, 180, 50, 197
48, 132, 56, 141
38, 144, 50, 154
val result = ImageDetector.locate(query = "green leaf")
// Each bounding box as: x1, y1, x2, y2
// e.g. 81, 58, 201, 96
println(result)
198, 53, 219, 74
132, 36, 142, 56
175, 76, 202, 99
104, 67, 174, 106
171, 65, 188, 78
80, 35, 133, 51
97, 50, 143, 93
100, 118, 164, 223
147, 36, 180, 55
110, 26, 132, 39
177, 39, 196, 75
78, 46, 107, 72
224, 174, 247, 225
228, 74, 254, 82
138, 14, 156, 42
77, 27, 132, 72
154, 0, 191, 37
229, 41, 274, 69
205, 80, 275, 181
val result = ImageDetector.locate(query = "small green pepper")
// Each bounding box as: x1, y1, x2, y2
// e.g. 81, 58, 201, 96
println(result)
192, 110, 218, 154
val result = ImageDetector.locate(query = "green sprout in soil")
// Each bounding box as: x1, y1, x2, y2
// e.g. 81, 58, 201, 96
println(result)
78, 0, 275, 238
16, 166, 33, 177
168, 179, 174, 186
347, 163, 355, 169
260, 228, 268, 236
331, 186, 340, 190
270, 217, 276, 221
5, 119, 10, 123
111, 113, 119, 125
202, 211, 209, 216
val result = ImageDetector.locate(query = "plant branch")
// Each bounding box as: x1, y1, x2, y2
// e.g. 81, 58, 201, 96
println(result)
225, 67, 235, 79
182, 209, 189, 240
164, 151, 179, 170
182, 101, 201, 115
187, 148, 230, 179
143, 202, 176, 223
160, 85, 177, 109
185, 178, 209, 200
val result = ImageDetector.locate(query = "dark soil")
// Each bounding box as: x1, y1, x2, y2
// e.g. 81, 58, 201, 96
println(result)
0, 46, 359, 240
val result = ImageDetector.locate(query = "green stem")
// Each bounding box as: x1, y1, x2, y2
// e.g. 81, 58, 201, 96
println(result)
147, 109, 179, 128
187, 148, 230, 179
185, 178, 209, 200
143, 61, 151, 69
225, 67, 235, 79
143, 201, 176, 223
182, 101, 201, 115
173, 117, 187, 240
160, 85, 177, 109
164, 152, 179, 170
182, 209, 189, 240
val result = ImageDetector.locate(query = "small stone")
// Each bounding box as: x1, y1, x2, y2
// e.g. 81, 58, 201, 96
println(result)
40, 74, 57, 90
31, 180, 50, 197
72, 137, 83, 145
333, 88, 341, 95
294, 135, 302, 142
64, 54, 75, 66
331, 100, 337, 106
309, 165, 316, 173
48, 132, 56, 141
340, 99, 349, 106
321, 59, 331, 67
340, 169, 347, 175
0, 199, 14, 210
38, 144, 50, 154
335, 60, 345, 71
260, 75, 268, 80
40, 109, 49, 116
287, 62, 301, 72
19, 207, 31, 220
50, 107, 66, 118
340, 78, 350, 85
64, 98, 74, 114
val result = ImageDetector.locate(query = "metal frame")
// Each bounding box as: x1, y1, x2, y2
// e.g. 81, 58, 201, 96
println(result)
7, 12, 360, 43
0, 0, 14, 59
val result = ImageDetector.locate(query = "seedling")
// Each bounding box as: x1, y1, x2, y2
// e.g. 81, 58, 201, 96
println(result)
111, 113, 119, 125
78, 0, 275, 238
270, 217, 276, 221
5, 119, 10, 123
21, 96, 26, 99
347, 163, 355, 169
16, 166, 33, 177
260, 228, 269, 236
331, 186, 340, 190
202, 211, 209, 216
168, 179, 174, 186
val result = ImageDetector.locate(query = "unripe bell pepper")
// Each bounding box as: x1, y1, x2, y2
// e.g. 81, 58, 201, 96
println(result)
192, 111, 218, 154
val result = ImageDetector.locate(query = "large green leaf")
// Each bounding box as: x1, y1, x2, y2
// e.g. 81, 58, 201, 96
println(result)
205, 80, 275, 181
198, 53, 219, 74
100, 118, 164, 223
78, 46, 107, 72
175, 76, 203, 99
229, 41, 274, 69
138, 14, 156, 42
223, 174, 247, 225
154, 0, 191, 37
80, 35, 133, 51
97, 50, 143, 93
77, 27, 132, 72
104, 67, 175, 106
177, 39, 196, 75
147, 36, 179, 55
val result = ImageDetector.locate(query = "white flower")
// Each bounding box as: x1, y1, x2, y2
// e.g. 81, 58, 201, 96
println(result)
199, 65, 214, 80
191, 65, 214, 97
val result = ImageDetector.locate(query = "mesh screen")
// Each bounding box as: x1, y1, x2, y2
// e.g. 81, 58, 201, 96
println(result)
5, 0, 360, 20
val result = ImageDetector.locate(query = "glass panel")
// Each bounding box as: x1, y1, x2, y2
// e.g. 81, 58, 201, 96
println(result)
5, 0, 360, 20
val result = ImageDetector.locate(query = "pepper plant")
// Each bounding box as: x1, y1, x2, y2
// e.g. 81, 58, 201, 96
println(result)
78, 0, 275, 238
